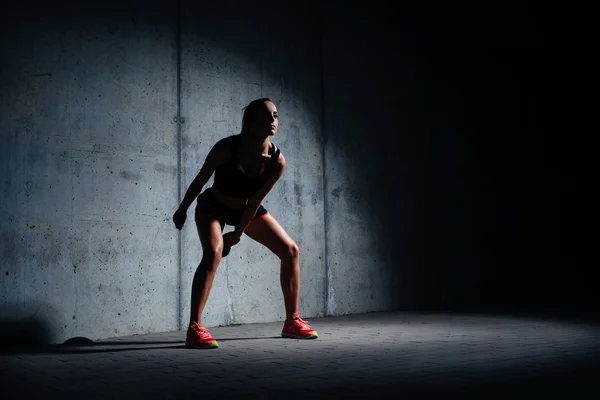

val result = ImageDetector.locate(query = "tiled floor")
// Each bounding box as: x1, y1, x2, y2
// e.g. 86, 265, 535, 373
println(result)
2, 310, 599, 399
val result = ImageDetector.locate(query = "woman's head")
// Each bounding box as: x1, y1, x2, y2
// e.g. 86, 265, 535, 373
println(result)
241, 98, 278, 137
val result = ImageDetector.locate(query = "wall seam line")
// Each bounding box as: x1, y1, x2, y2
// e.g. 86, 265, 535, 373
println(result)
319, 4, 331, 317
176, 0, 183, 331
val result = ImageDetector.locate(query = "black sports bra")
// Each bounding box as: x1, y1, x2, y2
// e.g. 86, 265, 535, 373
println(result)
213, 135, 280, 198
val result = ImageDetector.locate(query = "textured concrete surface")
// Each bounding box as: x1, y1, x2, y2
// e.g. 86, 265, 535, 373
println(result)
321, 7, 431, 315
2, 311, 599, 399
1, 0, 326, 342
1, 1, 180, 342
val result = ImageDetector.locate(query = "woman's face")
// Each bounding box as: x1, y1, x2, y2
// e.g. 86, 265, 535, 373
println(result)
250, 101, 278, 136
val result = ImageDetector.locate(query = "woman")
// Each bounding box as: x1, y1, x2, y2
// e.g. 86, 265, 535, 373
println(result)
172, 98, 318, 349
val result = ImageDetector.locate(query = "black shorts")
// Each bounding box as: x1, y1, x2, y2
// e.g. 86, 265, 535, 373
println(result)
194, 190, 268, 227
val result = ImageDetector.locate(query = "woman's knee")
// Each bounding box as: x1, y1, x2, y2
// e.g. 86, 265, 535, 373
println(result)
283, 242, 300, 262
201, 246, 224, 271
196, 215, 225, 272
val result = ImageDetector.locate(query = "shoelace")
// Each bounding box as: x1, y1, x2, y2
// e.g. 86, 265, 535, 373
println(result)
191, 324, 212, 339
289, 318, 313, 331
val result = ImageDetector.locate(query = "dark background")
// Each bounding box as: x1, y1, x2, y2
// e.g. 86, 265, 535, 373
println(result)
322, 0, 585, 312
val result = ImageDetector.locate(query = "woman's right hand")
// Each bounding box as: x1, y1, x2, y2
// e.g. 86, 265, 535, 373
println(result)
173, 208, 187, 230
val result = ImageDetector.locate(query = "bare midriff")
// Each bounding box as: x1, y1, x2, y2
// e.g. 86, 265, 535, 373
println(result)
205, 186, 248, 210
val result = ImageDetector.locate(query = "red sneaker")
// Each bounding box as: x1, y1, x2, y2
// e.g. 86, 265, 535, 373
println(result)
185, 322, 219, 349
281, 313, 318, 339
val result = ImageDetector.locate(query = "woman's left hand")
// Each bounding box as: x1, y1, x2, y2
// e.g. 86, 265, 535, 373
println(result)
223, 231, 241, 247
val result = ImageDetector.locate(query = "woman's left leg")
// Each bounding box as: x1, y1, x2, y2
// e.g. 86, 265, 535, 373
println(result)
243, 213, 299, 320
243, 212, 318, 339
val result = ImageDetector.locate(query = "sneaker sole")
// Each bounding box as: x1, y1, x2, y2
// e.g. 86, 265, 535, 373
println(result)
185, 341, 219, 349
281, 332, 318, 339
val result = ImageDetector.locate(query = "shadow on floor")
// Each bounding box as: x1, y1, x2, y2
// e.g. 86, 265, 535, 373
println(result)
1, 336, 285, 355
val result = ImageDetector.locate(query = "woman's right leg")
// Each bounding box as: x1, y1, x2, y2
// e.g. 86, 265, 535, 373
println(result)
189, 215, 225, 326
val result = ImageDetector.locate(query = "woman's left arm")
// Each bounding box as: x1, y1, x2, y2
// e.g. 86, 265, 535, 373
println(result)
230, 154, 286, 241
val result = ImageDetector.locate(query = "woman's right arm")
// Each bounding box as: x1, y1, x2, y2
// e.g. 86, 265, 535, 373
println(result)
176, 138, 229, 212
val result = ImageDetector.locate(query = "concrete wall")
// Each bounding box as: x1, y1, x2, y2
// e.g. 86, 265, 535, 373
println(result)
1, 0, 325, 343
322, 5, 435, 314
1, 1, 180, 342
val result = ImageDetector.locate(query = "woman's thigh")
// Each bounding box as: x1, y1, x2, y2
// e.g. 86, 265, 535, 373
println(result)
243, 213, 297, 260
195, 214, 225, 253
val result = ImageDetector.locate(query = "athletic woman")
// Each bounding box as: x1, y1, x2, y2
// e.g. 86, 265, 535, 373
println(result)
172, 98, 318, 348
